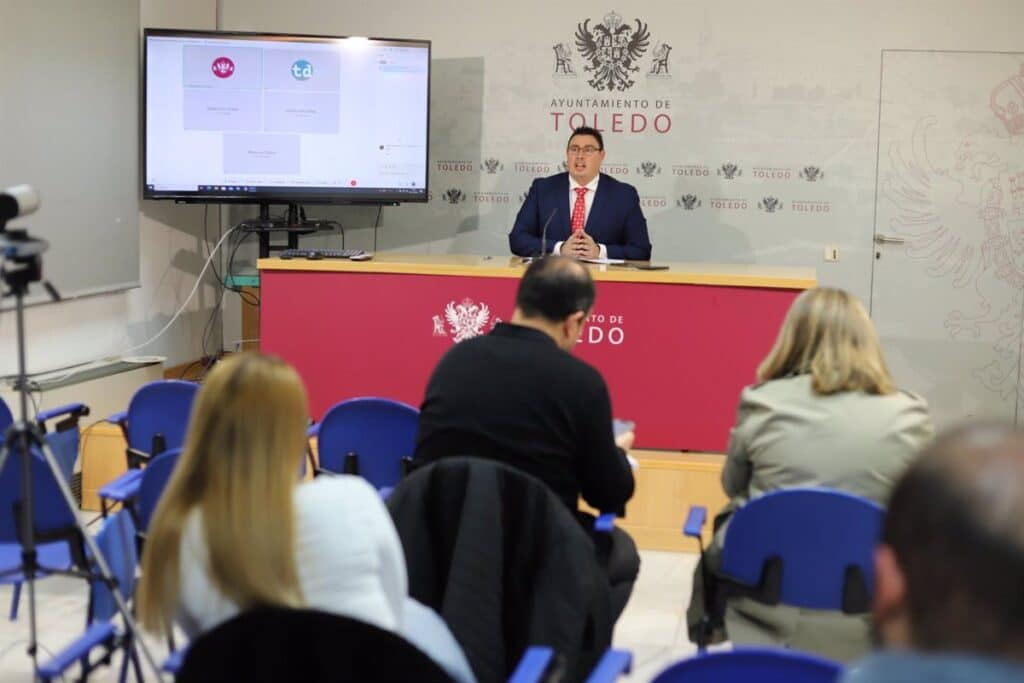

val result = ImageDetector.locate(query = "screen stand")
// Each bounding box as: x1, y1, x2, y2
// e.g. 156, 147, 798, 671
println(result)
238, 202, 332, 258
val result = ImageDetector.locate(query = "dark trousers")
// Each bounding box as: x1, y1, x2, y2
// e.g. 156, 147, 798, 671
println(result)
606, 526, 640, 621
575, 511, 640, 622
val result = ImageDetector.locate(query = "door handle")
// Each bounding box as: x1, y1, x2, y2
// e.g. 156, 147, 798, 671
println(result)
873, 234, 906, 245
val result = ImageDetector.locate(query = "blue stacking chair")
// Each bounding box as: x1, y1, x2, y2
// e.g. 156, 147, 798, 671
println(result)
584, 649, 632, 682
683, 488, 884, 649
0, 398, 91, 621
0, 445, 85, 621
653, 647, 841, 683
136, 448, 181, 534
308, 397, 419, 495
98, 380, 197, 518
37, 511, 142, 683
586, 647, 841, 683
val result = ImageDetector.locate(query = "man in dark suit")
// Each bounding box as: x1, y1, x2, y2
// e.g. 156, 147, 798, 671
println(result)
508, 127, 652, 261
414, 255, 640, 619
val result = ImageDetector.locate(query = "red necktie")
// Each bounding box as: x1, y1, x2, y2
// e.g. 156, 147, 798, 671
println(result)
571, 187, 587, 234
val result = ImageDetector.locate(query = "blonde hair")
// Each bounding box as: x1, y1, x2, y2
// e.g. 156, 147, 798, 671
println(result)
757, 287, 895, 395
137, 353, 309, 634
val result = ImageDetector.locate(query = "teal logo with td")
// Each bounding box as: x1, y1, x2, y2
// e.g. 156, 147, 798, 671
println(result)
291, 59, 313, 80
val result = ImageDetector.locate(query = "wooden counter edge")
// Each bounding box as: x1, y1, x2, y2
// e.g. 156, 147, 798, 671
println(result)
257, 257, 816, 290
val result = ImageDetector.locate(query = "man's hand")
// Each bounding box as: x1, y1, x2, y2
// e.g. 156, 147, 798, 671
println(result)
615, 430, 635, 452
570, 231, 600, 258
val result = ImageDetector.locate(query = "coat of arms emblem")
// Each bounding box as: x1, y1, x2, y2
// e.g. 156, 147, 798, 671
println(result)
637, 161, 661, 178
677, 194, 701, 210
718, 163, 742, 180
574, 11, 650, 92
433, 299, 493, 343
482, 158, 504, 174
800, 166, 824, 182
758, 197, 782, 213
442, 188, 466, 204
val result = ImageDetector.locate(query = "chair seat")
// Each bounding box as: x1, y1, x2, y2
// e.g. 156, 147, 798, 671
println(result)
98, 469, 144, 503
0, 541, 72, 582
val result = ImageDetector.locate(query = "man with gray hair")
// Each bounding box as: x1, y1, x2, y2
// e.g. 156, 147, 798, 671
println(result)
841, 422, 1024, 682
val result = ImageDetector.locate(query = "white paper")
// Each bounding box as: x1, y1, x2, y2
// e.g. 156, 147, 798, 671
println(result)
580, 257, 626, 265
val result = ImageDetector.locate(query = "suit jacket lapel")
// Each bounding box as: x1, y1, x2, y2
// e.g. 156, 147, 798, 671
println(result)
556, 173, 572, 237
585, 174, 607, 234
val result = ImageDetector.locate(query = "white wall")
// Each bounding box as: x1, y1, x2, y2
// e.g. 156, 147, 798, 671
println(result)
0, 0, 219, 377
218, 0, 1023, 308
5, 0, 1023, 401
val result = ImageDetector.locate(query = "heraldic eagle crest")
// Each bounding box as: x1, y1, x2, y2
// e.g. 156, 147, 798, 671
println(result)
444, 299, 491, 342
575, 11, 650, 92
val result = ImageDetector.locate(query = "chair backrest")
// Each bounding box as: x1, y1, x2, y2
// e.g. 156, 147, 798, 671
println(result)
177, 607, 453, 683
720, 488, 884, 611
0, 444, 79, 544
89, 510, 138, 622
317, 397, 419, 489
0, 397, 12, 434
137, 448, 182, 531
126, 380, 199, 454
651, 647, 842, 683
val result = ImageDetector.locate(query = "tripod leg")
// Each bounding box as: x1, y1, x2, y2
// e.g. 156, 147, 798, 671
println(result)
8, 581, 20, 620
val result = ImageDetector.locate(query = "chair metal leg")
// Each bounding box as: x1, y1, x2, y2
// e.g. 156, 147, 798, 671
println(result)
124, 634, 143, 683
9, 581, 21, 620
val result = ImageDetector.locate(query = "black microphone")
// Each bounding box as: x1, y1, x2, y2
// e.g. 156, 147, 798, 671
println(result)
0, 185, 39, 227
538, 208, 558, 259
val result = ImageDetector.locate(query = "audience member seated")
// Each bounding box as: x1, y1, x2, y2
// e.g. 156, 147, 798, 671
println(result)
688, 287, 933, 660
413, 255, 639, 620
136, 353, 474, 683
841, 422, 1024, 683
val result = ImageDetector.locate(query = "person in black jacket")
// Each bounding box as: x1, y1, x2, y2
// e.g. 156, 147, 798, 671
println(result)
414, 255, 639, 618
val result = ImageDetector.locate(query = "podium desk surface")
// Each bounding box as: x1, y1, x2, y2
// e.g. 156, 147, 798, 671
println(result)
258, 253, 816, 290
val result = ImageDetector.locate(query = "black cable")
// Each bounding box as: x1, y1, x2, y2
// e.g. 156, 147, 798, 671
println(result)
328, 220, 345, 250
198, 205, 225, 370
204, 204, 222, 288
374, 205, 382, 251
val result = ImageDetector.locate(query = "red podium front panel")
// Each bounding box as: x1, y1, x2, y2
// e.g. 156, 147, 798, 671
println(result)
259, 256, 814, 452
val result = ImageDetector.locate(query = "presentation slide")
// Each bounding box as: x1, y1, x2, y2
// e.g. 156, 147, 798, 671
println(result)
145, 33, 429, 195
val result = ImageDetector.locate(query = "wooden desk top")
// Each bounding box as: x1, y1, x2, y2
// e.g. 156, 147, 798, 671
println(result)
258, 253, 816, 289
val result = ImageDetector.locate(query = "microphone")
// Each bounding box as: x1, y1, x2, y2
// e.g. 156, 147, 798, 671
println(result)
538, 208, 557, 258
0, 185, 40, 226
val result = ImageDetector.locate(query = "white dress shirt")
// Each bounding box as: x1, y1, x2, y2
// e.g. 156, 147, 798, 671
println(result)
553, 175, 608, 259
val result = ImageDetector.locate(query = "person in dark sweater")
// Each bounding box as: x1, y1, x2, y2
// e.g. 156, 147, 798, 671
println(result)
414, 255, 639, 618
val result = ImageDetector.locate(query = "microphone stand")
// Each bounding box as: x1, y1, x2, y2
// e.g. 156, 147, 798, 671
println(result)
0, 228, 162, 680
523, 208, 558, 263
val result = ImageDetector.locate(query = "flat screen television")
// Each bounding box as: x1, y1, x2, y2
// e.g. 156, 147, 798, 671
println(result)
143, 28, 430, 206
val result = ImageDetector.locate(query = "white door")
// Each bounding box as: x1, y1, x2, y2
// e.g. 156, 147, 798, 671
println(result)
871, 50, 1024, 426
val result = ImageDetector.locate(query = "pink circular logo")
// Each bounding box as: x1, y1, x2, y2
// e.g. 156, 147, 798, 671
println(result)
211, 57, 235, 79
350, 180, 357, 186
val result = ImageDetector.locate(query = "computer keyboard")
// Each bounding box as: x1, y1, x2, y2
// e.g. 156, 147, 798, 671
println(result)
278, 248, 366, 260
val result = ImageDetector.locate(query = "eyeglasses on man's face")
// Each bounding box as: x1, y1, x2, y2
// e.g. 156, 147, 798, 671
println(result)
567, 145, 602, 156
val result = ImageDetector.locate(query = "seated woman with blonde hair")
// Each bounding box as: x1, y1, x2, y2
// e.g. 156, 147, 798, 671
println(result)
687, 287, 933, 661
137, 353, 473, 682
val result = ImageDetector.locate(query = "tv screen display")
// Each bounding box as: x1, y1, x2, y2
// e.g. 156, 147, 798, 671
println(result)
144, 29, 430, 205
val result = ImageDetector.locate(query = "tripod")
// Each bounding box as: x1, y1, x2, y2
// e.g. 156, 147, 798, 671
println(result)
0, 229, 161, 680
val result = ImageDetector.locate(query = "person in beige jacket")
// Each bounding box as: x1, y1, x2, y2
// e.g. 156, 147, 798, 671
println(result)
687, 287, 933, 662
